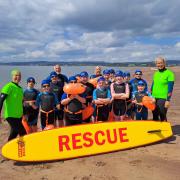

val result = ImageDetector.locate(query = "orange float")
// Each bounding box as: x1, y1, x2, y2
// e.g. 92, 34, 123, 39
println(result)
142, 96, 156, 111
22, 116, 32, 134
82, 105, 94, 120
88, 78, 98, 88
63, 83, 86, 95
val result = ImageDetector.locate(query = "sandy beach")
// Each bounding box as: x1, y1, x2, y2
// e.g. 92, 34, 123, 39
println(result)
0, 67, 179, 180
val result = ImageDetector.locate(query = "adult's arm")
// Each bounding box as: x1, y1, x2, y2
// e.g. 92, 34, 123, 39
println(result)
167, 81, 174, 101
0, 93, 7, 113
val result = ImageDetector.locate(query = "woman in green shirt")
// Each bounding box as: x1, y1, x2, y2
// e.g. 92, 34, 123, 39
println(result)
0, 69, 26, 141
151, 57, 175, 121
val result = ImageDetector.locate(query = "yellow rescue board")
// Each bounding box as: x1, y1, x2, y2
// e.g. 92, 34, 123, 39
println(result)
1, 121, 172, 162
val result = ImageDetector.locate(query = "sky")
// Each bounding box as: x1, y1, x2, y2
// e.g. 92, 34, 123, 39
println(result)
0, 0, 180, 63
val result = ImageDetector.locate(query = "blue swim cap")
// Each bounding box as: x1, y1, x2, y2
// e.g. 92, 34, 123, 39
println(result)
27, 77, 36, 83
80, 71, 89, 77
137, 80, 145, 86
75, 74, 80, 77
97, 77, 105, 83
68, 76, 77, 83
41, 79, 50, 86
135, 69, 142, 74
90, 74, 96, 79
103, 69, 110, 75
115, 70, 124, 77
109, 68, 115, 74
123, 71, 131, 77
50, 71, 58, 78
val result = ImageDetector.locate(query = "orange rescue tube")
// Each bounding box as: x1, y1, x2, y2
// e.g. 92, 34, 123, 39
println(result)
82, 105, 94, 120
142, 96, 156, 111
63, 83, 86, 95
22, 116, 32, 134
88, 78, 98, 88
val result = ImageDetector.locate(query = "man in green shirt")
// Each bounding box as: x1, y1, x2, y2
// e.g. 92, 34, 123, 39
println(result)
151, 57, 175, 121
0, 69, 26, 141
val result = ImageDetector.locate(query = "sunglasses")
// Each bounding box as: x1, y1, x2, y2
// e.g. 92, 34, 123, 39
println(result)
28, 81, 35, 83
69, 80, 77, 83
42, 85, 50, 88
135, 73, 142, 75
51, 75, 57, 78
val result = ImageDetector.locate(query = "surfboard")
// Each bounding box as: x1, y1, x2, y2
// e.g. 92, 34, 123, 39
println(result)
1, 121, 172, 162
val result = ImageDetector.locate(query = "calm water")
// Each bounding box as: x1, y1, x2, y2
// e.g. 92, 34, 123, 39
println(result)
0, 65, 128, 89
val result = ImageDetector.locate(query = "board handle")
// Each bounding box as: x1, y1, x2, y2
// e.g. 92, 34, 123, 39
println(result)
147, 129, 161, 133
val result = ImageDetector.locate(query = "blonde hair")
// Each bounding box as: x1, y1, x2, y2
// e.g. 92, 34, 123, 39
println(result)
11, 69, 21, 76
155, 56, 166, 64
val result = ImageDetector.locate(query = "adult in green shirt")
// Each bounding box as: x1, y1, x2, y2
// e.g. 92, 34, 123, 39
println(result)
0, 69, 26, 141
151, 57, 175, 121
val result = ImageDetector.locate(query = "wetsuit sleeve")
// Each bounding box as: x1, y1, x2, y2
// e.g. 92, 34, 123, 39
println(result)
167, 81, 174, 101
0, 93, 7, 113
151, 81, 154, 93
63, 75, 68, 83
80, 92, 87, 98
131, 92, 135, 99
147, 91, 153, 98
167, 70, 175, 101
143, 79, 148, 92
35, 94, 41, 107
129, 78, 136, 93
61, 93, 67, 101
53, 93, 59, 105
107, 89, 111, 99
93, 89, 97, 100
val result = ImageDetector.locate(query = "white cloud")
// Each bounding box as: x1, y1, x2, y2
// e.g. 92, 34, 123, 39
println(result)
0, 0, 180, 62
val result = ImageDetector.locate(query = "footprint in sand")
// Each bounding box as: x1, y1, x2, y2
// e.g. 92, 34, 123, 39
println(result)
95, 161, 106, 167
129, 160, 142, 166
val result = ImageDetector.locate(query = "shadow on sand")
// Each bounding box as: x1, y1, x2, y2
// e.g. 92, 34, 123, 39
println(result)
162, 124, 180, 144
14, 160, 64, 166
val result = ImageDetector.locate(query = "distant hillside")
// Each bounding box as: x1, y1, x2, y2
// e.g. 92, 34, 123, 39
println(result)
0, 60, 180, 67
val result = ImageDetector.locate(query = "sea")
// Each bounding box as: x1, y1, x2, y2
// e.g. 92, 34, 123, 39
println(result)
0, 65, 129, 89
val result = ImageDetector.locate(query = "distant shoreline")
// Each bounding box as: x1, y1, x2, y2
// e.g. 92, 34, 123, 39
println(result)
0, 60, 180, 67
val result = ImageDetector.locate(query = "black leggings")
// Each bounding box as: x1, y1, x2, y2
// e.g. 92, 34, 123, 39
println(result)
6, 117, 27, 141
152, 99, 167, 121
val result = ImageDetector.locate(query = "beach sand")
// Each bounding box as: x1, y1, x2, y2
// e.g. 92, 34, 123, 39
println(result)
0, 67, 179, 180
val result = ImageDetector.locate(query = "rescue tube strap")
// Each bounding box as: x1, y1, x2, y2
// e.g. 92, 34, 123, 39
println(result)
64, 108, 82, 114
40, 109, 54, 125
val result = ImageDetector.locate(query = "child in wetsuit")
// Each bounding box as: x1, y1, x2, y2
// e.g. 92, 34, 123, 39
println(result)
132, 80, 154, 120
110, 70, 129, 121
23, 77, 39, 132
93, 77, 111, 122
35, 79, 60, 130
61, 76, 86, 126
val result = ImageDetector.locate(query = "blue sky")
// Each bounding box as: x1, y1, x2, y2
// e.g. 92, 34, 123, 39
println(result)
0, 0, 180, 62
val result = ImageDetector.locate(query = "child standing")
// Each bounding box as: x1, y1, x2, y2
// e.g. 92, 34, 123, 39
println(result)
93, 77, 111, 122
132, 81, 154, 120
23, 77, 39, 132
35, 80, 60, 130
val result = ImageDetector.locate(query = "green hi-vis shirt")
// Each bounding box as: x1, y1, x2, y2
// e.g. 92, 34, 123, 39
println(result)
1, 82, 23, 118
152, 69, 175, 99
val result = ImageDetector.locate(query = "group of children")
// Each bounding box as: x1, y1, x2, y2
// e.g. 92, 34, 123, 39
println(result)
23, 66, 155, 132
